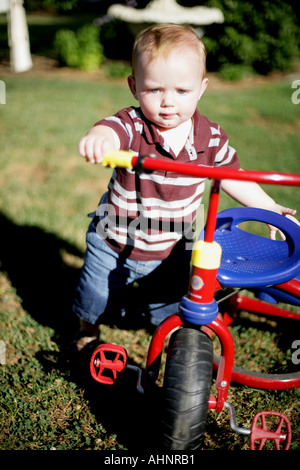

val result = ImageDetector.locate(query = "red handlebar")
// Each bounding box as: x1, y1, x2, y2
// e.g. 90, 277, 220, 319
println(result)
131, 156, 300, 186
102, 151, 300, 186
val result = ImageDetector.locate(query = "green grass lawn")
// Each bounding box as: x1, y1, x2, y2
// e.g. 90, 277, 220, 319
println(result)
0, 71, 299, 451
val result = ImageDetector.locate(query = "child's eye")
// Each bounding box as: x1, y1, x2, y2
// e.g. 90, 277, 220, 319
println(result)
177, 89, 187, 95
151, 89, 159, 94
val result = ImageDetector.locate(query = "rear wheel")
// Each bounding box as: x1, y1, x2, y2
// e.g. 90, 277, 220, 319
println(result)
161, 328, 213, 450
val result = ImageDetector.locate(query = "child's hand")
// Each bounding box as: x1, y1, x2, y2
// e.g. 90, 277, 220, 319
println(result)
79, 134, 111, 163
268, 204, 299, 240
78, 126, 120, 164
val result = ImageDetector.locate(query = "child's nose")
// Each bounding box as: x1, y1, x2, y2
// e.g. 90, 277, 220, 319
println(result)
161, 91, 174, 107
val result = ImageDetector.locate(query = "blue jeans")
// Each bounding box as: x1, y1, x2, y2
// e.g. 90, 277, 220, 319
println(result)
73, 219, 191, 327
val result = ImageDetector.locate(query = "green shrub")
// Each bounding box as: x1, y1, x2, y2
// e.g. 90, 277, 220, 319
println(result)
54, 29, 79, 68
219, 64, 255, 81
54, 25, 104, 71
106, 60, 132, 78
202, 0, 300, 74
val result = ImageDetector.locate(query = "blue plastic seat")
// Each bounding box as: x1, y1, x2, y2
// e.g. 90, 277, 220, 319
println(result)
208, 208, 300, 288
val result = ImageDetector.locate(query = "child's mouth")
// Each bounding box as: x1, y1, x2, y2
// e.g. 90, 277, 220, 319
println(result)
161, 113, 177, 119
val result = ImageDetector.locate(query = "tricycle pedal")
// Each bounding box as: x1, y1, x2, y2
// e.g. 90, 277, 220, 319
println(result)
90, 343, 127, 385
250, 411, 292, 450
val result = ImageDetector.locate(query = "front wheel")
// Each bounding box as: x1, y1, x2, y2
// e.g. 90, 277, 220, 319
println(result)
160, 328, 213, 450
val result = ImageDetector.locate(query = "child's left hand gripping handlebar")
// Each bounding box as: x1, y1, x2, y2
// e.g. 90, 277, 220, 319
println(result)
101, 150, 136, 169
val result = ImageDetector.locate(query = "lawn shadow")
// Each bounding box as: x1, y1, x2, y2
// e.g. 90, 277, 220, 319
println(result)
0, 212, 161, 450
0, 212, 82, 344
83, 354, 162, 451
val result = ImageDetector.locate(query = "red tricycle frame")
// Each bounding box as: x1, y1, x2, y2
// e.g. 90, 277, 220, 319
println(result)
120, 153, 300, 396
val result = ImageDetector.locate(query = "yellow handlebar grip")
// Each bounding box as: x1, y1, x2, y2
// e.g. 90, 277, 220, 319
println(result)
101, 150, 135, 169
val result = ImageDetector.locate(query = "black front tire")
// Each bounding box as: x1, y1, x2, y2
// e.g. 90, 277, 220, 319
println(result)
161, 328, 213, 450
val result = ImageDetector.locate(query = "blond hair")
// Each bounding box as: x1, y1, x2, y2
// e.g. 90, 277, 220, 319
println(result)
132, 23, 207, 78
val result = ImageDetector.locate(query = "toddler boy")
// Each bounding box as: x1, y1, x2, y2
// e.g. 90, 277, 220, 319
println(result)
74, 24, 297, 350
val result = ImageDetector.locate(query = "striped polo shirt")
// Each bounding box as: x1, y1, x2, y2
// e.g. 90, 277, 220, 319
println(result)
94, 106, 240, 261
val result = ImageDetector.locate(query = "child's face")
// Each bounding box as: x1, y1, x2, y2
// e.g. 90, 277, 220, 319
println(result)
128, 47, 208, 131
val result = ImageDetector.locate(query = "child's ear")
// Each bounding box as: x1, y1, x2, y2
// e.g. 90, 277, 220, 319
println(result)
128, 75, 138, 100
198, 77, 209, 100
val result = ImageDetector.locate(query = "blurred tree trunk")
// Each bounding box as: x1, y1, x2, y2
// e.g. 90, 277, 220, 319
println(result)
7, 0, 32, 72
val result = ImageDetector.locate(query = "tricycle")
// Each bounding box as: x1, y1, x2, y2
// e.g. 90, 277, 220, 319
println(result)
89, 150, 300, 450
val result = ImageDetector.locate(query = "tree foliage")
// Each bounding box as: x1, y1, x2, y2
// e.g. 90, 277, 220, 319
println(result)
25, 0, 300, 75
201, 0, 300, 74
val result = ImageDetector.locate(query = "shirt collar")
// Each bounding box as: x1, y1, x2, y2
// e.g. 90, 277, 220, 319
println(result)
134, 107, 204, 159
